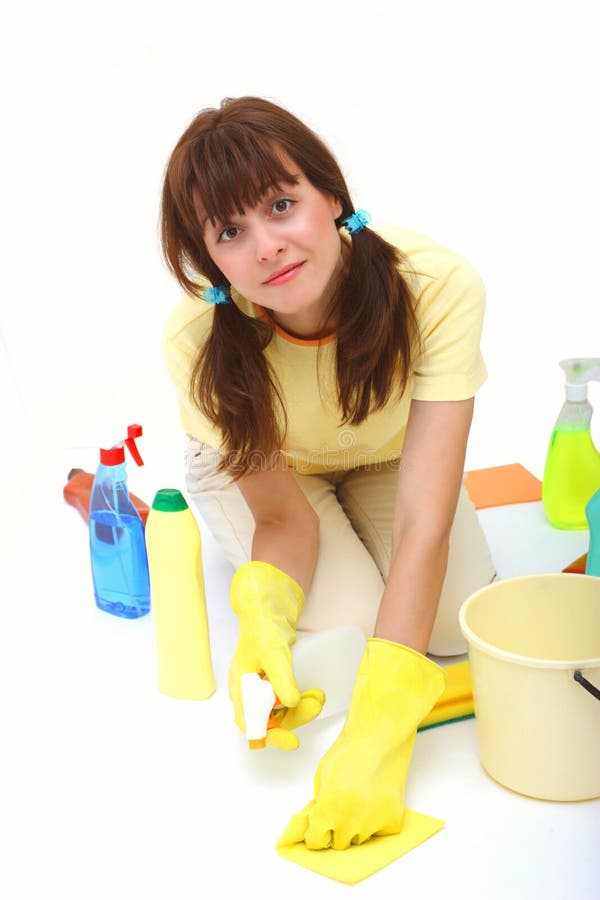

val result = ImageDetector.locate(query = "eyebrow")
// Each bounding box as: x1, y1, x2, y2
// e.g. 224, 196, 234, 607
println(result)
198, 174, 302, 234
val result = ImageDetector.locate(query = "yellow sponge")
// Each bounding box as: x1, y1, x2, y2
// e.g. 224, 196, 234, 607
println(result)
418, 661, 474, 730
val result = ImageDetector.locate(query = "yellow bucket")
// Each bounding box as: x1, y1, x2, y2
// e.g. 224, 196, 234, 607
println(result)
459, 574, 600, 801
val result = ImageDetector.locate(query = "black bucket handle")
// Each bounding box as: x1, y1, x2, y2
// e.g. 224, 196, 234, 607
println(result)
574, 670, 600, 701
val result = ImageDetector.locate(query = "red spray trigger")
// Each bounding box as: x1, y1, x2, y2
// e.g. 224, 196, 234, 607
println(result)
124, 423, 144, 467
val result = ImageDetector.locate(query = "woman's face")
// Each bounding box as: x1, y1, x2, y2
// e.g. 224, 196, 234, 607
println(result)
201, 168, 344, 337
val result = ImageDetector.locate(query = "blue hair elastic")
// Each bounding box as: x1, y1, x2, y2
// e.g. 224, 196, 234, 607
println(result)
204, 285, 231, 305
341, 208, 371, 235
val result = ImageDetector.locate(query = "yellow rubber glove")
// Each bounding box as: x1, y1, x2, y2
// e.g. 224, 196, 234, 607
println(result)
277, 638, 446, 848
229, 561, 325, 750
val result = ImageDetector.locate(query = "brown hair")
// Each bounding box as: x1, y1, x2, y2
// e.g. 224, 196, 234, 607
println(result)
160, 96, 421, 475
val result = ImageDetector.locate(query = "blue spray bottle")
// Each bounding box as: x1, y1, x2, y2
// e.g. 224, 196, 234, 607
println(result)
585, 488, 600, 577
89, 424, 151, 619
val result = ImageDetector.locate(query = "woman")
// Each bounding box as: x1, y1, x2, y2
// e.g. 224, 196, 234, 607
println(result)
160, 96, 496, 850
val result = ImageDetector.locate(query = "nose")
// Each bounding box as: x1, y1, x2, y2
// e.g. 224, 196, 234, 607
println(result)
253, 222, 285, 262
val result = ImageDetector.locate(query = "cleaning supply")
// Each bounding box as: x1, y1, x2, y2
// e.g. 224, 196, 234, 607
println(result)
585, 487, 600, 576
145, 488, 215, 699
459, 573, 600, 801
277, 639, 446, 850
241, 626, 366, 749
277, 810, 444, 885
418, 660, 474, 730
463, 462, 541, 510
562, 552, 588, 574
542, 358, 600, 529
293, 626, 365, 718
88, 424, 150, 619
228, 561, 324, 749
64, 468, 150, 525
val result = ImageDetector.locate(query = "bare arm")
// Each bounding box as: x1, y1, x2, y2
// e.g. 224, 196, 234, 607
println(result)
374, 397, 475, 653
235, 456, 319, 594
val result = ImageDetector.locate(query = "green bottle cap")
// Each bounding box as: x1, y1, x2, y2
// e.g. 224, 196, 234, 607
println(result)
151, 488, 189, 512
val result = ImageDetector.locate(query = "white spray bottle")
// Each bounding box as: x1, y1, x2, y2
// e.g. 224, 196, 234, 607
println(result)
240, 626, 366, 749
240, 674, 278, 749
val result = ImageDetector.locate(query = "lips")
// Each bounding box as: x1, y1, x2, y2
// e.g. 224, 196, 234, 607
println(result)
264, 262, 305, 286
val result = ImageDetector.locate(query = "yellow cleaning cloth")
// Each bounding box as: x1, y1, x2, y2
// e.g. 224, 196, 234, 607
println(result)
277, 809, 444, 884
276, 661, 468, 882
419, 661, 474, 730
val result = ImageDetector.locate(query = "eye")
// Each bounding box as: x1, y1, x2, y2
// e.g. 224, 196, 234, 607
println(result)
217, 225, 240, 243
271, 198, 295, 215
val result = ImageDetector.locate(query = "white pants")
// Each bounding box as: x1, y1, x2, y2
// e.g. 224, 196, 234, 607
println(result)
184, 438, 497, 656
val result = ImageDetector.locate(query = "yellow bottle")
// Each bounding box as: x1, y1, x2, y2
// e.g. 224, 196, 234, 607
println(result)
145, 488, 216, 699
542, 358, 600, 530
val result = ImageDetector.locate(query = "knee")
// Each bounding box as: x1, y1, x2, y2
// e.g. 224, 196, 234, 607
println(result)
427, 631, 468, 657
428, 571, 499, 657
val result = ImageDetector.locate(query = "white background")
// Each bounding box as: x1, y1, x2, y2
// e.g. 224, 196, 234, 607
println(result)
2, 2, 599, 899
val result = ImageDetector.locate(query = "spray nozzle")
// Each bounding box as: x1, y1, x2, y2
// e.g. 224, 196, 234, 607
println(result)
559, 359, 600, 402
124, 424, 144, 466
100, 423, 145, 467
240, 672, 280, 750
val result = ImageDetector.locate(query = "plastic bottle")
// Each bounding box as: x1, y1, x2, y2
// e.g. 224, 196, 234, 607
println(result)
89, 424, 150, 619
240, 626, 366, 749
542, 358, 600, 529
585, 488, 600, 576
145, 488, 216, 700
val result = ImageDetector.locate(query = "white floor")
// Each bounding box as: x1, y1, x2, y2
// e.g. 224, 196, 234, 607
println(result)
3, 443, 598, 900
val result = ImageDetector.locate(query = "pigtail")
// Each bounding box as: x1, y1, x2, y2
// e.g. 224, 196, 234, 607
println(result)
334, 224, 422, 424
191, 301, 287, 476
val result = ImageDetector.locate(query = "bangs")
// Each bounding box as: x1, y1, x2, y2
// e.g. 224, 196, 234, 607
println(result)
191, 126, 299, 226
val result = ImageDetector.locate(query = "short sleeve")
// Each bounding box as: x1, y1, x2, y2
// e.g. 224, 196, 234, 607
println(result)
410, 260, 488, 401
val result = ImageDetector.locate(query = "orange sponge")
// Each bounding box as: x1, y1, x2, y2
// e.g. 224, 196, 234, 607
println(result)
464, 463, 542, 509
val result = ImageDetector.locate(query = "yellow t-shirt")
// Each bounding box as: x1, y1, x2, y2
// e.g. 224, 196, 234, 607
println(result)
162, 225, 487, 474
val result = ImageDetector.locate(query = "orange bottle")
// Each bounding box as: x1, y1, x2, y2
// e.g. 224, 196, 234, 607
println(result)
63, 468, 150, 525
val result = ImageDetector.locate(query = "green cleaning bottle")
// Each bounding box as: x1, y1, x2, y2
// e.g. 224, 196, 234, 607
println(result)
542, 358, 600, 529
